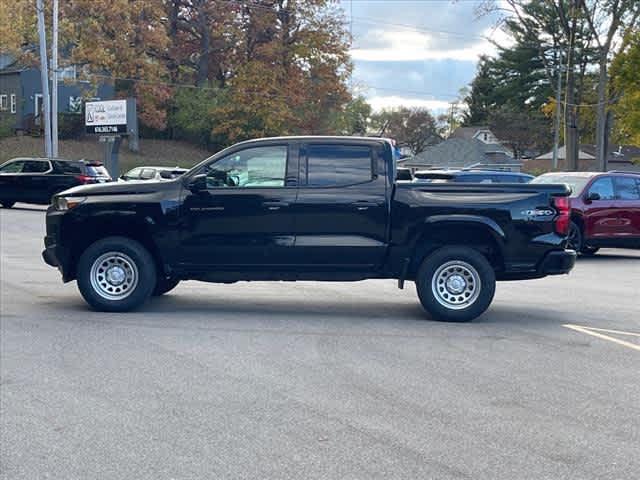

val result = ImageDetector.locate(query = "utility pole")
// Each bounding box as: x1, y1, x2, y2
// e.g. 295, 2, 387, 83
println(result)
36, 0, 52, 158
51, 0, 59, 157
552, 63, 563, 170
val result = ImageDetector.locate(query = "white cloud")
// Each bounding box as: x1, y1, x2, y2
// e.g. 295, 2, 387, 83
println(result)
368, 95, 452, 112
351, 27, 514, 63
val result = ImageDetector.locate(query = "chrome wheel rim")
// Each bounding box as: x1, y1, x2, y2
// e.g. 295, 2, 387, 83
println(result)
431, 260, 481, 310
90, 252, 139, 301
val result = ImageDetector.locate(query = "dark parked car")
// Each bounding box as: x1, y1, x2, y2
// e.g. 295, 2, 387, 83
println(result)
43, 136, 575, 322
413, 169, 534, 184
120, 166, 188, 182
0, 157, 111, 208
532, 171, 640, 254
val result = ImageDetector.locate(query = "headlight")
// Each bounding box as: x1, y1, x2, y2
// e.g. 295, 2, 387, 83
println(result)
55, 196, 87, 211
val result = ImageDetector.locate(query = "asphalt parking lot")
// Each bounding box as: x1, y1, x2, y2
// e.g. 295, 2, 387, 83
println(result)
1, 204, 639, 480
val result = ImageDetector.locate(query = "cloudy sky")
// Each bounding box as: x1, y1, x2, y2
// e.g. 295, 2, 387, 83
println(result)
337, 0, 511, 114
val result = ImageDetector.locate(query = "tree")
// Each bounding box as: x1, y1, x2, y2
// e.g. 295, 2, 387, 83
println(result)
580, 0, 640, 169
478, 0, 598, 170
463, 56, 495, 126
611, 29, 640, 145
489, 106, 551, 158
331, 96, 372, 135
371, 107, 440, 155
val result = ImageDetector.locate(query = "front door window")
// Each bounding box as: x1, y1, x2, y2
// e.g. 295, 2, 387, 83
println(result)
203, 146, 287, 188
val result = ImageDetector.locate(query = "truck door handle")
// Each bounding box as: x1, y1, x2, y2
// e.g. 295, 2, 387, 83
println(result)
263, 201, 289, 210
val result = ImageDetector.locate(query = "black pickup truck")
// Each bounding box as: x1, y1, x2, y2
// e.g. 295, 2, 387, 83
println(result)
43, 136, 575, 321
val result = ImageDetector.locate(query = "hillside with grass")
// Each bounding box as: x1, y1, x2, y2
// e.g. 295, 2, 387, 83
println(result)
0, 136, 213, 173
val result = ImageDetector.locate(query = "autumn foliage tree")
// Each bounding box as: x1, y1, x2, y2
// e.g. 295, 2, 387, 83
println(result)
2, 0, 354, 148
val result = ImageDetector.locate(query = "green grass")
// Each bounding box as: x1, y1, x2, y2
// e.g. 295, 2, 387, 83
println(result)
0, 136, 214, 173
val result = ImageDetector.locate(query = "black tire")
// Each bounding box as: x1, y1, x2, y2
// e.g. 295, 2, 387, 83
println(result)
568, 221, 583, 252
0, 201, 15, 208
77, 236, 156, 312
153, 276, 180, 296
415, 246, 496, 322
581, 246, 600, 256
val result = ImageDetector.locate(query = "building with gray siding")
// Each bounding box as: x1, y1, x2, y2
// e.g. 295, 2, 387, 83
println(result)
0, 54, 114, 133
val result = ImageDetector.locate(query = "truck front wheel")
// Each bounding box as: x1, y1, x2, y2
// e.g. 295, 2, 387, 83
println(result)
416, 246, 496, 322
77, 236, 157, 312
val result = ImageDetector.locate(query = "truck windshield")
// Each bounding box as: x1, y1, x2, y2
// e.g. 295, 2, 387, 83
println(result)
531, 175, 591, 197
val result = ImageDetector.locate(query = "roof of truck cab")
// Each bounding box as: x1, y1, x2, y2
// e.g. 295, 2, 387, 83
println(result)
233, 136, 394, 145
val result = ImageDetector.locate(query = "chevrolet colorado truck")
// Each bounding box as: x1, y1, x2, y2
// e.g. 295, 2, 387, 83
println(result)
43, 136, 576, 322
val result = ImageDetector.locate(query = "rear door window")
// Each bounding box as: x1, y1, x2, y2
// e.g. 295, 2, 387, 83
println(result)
614, 176, 640, 200
305, 144, 372, 187
588, 177, 615, 200
23, 160, 51, 173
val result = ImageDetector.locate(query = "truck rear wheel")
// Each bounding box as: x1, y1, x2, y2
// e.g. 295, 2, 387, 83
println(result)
416, 246, 496, 322
77, 236, 156, 312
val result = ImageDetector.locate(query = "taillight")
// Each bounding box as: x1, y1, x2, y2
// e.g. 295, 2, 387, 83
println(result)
552, 196, 570, 236
75, 174, 94, 184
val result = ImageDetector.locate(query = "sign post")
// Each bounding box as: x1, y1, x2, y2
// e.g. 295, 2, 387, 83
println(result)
85, 99, 137, 178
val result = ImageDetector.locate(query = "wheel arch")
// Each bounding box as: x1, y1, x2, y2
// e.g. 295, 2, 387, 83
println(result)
408, 216, 505, 278
64, 215, 166, 281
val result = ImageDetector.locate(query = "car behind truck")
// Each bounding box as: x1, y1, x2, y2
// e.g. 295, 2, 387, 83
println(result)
43, 136, 576, 322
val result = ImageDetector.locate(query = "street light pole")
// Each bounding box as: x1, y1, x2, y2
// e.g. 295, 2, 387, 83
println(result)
36, 0, 52, 158
51, 0, 59, 157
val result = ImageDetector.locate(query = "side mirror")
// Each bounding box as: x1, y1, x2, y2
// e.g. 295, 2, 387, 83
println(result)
585, 191, 601, 202
187, 173, 207, 192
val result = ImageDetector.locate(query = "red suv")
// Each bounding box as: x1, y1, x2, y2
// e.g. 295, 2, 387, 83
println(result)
532, 171, 640, 255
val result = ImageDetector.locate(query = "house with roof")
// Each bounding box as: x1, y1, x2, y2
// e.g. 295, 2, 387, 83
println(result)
400, 126, 518, 171
525, 144, 640, 172
0, 53, 114, 134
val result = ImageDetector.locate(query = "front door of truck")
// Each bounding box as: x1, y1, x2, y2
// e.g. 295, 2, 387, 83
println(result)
292, 142, 389, 270
179, 143, 298, 269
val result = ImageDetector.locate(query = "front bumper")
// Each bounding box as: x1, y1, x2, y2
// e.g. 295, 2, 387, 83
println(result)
538, 249, 576, 275
42, 207, 73, 280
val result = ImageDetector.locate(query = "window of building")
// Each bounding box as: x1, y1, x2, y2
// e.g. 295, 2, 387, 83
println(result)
0, 95, 7, 111
10, 94, 16, 114
59, 65, 77, 81
306, 144, 373, 187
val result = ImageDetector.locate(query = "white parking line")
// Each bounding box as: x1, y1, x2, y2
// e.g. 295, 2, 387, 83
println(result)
563, 324, 640, 352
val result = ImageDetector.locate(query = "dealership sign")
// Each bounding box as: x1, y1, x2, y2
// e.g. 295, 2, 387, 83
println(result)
85, 100, 128, 134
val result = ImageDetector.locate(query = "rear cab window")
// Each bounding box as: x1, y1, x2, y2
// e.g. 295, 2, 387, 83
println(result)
303, 144, 373, 187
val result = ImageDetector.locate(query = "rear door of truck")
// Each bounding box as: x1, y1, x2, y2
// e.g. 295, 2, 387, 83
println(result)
291, 140, 390, 270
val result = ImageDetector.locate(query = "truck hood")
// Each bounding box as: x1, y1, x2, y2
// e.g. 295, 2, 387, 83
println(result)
58, 179, 179, 197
